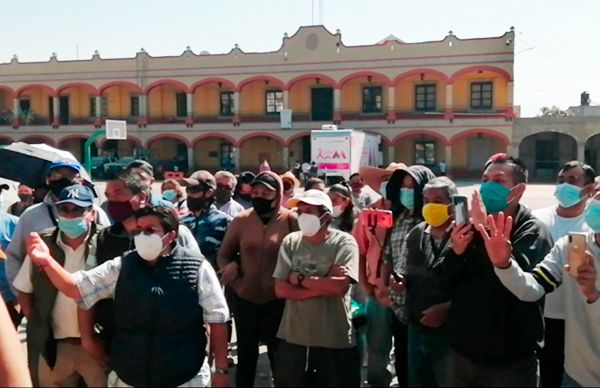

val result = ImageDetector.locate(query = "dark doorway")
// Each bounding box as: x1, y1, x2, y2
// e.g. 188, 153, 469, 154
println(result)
302, 136, 311, 162
220, 143, 234, 170
59, 96, 70, 124
311, 87, 333, 121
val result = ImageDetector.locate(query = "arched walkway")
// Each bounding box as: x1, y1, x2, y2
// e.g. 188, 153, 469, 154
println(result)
519, 132, 577, 181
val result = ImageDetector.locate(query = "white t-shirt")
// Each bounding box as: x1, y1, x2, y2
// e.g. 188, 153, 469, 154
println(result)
14, 233, 97, 339
532, 205, 589, 319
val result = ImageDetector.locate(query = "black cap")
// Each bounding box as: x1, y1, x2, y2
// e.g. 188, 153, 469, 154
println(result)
0, 184, 8, 191
127, 160, 154, 178
238, 171, 256, 184
251, 172, 281, 192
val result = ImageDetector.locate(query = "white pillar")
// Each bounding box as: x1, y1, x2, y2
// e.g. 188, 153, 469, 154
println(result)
445, 84, 454, 110
139, 94, 148, 117
53, 96, 60, 122
95, 96, 102, 118
387, 145, 395, 164
282, 146, 290, 169
187, 147, 194, 171
12, 98, 19, 115
283, 90, 289, 109
445, 145, 452, 167
577, 142, 585, 162
186, 92, 193, 118
233, 92, 240, 114
232, 146, 240, 172
387, 86, 395, 112
333, 88, 341, 111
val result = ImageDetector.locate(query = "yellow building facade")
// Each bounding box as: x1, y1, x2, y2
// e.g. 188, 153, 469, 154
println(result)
0, 26, 515, 176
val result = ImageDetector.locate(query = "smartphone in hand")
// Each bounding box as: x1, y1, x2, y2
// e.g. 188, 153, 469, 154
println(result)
568, 232, 587, 277
452, 194, 469, 226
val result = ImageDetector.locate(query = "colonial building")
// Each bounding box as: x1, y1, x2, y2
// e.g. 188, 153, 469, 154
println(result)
0, 25, 515, 176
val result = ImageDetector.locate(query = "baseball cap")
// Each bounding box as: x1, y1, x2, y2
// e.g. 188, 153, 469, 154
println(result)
287, 189, 333, 214
238, 171, 256, 184
179, 170, 217, 190
55, 184, 94, 208
251, 172, 281, 192
49, 159, 82, 174
127, 160, 154, 178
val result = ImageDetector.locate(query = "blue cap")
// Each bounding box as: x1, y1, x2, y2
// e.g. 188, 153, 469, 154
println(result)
55, 184, 94, 208
49, 159, 82, 174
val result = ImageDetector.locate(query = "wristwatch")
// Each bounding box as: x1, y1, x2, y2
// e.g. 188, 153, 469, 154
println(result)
214, 367, 229, 375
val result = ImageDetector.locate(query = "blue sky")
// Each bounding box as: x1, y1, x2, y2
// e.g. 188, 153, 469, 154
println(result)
4, 0, 598, 117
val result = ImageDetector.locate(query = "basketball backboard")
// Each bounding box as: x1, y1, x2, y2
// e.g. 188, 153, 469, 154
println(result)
106, 119, 127, 140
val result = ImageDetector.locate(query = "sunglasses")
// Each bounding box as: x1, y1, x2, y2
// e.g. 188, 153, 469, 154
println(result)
56, 204, 91, 217
186, 185, 209, 194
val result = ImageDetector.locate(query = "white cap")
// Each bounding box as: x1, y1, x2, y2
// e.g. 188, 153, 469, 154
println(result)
287, 189, 333, 213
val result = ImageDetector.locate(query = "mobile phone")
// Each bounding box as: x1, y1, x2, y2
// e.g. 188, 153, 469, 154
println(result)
360, 209, 394, 229
568, 232, 587, 277
452, 195, 469, 226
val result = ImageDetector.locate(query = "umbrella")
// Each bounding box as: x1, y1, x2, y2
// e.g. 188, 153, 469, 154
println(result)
0, 142, 92, 188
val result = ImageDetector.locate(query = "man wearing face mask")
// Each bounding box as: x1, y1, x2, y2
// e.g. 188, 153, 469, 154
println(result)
5, 160, 110, 296
233, 171, 255, 210
24, 205, 230, 387
214, 171, 245, 218
217, 171, 298, 387
181, 170, 232, 270
85, 173, 201, 365
444, 154, 552, 386
13, 184, 107, 387
353, 162, 406, 387
489, 192, 600, 387
280, 171, 300, 209
384, 165, 436, 388
273, 190, 360, 387
391, 177, 457, 387
125, 160, 175, 209
8, 183, 34, 217
349, 172, 378, 210
532, 160, 595, 387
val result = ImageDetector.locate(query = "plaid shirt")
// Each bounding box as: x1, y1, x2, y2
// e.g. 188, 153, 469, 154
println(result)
422, 225, 452, 269
384, 211, 421, 324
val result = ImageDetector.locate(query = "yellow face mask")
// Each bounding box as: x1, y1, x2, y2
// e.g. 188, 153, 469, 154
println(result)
422, 203, 451, 227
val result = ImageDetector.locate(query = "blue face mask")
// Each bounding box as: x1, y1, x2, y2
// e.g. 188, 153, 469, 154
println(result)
554, 183, 583, 208
584, 199, 600, 232
57, 216, 89, 238
400, 188, 415, 210
162, 189, 177, 202
480, 181, 511, 214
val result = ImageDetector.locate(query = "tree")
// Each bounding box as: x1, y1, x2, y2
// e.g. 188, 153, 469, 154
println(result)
538, 105, 570, 118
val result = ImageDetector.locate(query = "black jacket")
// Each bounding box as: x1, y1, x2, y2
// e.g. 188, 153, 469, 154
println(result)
439, 205, 551, 361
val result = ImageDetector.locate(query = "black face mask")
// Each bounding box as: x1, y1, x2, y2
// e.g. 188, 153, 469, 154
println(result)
48, 178, 74, 198
18, 194, 32, 202
187, 197, 212, 212
238, 193, 251, 201
252, 197, 274, 216
215, 188, 232, 204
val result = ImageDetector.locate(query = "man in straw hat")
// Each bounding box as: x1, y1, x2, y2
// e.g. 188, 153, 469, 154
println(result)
352, 162, 406, 387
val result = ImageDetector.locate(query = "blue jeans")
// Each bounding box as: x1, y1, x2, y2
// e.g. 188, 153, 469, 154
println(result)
366, 297, 393, 386
562, 373, 582, 387
407, 324, 449, 387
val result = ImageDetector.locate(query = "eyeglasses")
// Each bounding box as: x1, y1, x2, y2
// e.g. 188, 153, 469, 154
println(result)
216, 184, 233, 191
56, 205, 91, 217
133, 226, 160, 236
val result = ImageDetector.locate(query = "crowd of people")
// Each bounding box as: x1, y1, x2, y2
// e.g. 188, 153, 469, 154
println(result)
0, 153, 598, 387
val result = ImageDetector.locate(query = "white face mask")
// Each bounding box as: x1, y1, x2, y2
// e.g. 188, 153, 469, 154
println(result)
332, 205, 344, 218
134, 233, 167, 261
298, 213, 326, 237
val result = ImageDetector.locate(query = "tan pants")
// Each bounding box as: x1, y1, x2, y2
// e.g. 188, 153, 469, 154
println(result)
38, 341, 107, 387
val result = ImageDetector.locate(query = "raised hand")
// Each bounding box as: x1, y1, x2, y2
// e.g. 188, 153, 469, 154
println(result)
450, 221, 474, 255
569, 251, 599, 303
470, 190, 488, 228
476, 212, 513, 269
26, 232, 52, 268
